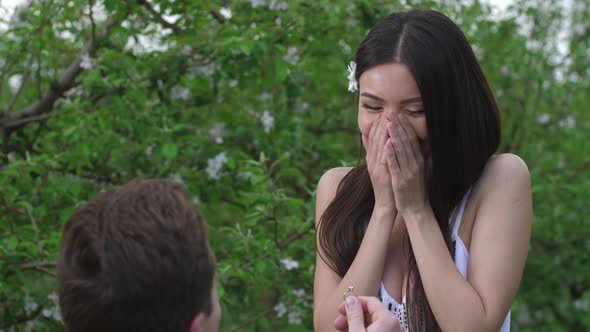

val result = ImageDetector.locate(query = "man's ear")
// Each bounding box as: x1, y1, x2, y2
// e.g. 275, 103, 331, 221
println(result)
189, 313, 206, 332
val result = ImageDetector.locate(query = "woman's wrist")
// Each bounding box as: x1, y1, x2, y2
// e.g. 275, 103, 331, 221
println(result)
403, 204, 433, 226
371, 205, 397, 223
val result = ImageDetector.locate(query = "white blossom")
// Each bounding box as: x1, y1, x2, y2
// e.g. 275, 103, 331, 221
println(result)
346, 18, 358, 28
301, 101, 310, 111
339, 39, 351, 54
220, 7, 232, 19
8, 74, 22, 93
197, 63, 216, 77
573, 298, 589, 311
283, 46, 299, 64
517, 303, 532, 324
145, 145, 154, 157
471, 44, 482, 58
80, 53, 94, 70
229, 80, 238, 88
573, 23, 585, 35
39, 305, 62, 322
42, 309, 53, 318
208, 123, 226, 144
64, 85, 83, 97
537, 113, 550, 125
47, 293, 58, 302
274, 302, 287, 317
260, 92, 272, 100
261, 110, 274, 133
568, 72, 580, 83
25, 320, 37, 331
501, 66, 509, 76
181, 45, 192, 56
280, 257, 299, 270
288, 310, 302, 324
172, 173, 184, 185
347, 61, 358, 92
526, 40, 542, 52
237, 172, 253, 180
269, 0, 289, 10
293, 289, 305, 298
171, 85, 191, 101
558, 115, 575, 130
206, 152, 228, 180
249, 0, 266, 8
24, 291, 38, 314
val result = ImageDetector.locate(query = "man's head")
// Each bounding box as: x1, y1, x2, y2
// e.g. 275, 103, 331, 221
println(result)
57, 179, 220, 332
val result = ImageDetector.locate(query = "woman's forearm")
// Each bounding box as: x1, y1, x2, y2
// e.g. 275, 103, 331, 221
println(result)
314, 207, 396, 331
404, 207, 494, 332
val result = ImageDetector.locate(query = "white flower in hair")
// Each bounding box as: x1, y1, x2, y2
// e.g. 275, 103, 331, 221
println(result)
347, 61, 358, 92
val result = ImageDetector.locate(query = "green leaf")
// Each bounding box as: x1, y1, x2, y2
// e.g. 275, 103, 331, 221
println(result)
6, 237, 18, 251
274, 58, 289, 82
162, 143, 179, 161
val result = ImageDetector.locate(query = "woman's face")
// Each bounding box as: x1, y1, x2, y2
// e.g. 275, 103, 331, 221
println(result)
358, 63, 428, 150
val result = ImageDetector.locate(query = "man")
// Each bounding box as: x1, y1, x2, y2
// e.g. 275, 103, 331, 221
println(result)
57, 179, 221, 332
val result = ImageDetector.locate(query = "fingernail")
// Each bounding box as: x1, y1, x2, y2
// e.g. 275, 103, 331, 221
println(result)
345, 295, 357, 309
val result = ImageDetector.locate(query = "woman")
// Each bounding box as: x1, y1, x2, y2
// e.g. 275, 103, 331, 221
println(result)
313, 9, 532, 332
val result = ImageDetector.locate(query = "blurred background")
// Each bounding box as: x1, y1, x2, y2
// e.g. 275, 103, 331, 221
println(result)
0, 0, 588, 331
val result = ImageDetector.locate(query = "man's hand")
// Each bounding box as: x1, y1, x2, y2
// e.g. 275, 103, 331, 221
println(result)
334, 295, 402, 332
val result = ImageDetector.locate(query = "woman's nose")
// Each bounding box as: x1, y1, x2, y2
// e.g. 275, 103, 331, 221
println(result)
386, 110, 396, 120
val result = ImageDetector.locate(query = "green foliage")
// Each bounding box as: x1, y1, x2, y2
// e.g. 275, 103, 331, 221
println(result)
0, 0, 588, 330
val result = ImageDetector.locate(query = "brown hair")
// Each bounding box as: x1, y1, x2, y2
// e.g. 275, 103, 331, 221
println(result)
317, 10, 500, 331
57, 179, 216, 332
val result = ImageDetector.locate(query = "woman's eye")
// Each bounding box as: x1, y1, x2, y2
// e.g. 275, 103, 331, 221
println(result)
362, 104, 383, 111
404, 109, 425, 116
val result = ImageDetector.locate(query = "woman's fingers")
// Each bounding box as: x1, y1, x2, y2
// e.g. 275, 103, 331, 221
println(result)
376, 118, 388, 165
366, 118, 379, 164
386, 138, 400, 180
381, 138, 391, 165
396, 114, 422, 162
388, 120, 409, 171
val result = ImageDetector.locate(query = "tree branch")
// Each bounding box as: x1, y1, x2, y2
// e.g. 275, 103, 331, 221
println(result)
24, 208, 39, 240
0, 58, 15, 104
135, 0, 183, 36
0, 112, 59, 129
6, 53, 36, 114
88, 0, 97, 49
20, 261, 57, 270
0, 14, 126, 131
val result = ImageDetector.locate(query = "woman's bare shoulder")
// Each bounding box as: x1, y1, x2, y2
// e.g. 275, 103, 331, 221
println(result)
317, 167, 354, 195
315, 167, 354, 222
480, 153, 530, 188
474, 153, 532, 214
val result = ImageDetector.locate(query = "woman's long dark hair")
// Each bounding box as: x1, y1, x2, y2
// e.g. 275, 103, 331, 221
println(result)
317, 10, 500, 331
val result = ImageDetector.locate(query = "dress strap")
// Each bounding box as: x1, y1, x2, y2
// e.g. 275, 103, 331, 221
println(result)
452, 188, 472, 236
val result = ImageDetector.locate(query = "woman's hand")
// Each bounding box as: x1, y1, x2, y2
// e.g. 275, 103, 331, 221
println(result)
385, 113, 428, 216
362, 114, 396, 215
334, 295, 402, 332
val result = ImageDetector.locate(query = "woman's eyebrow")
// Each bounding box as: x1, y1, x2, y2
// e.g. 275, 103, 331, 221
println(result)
360, 93, 422, 104
360, 92, 385, 101
400, 96, 422, 104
